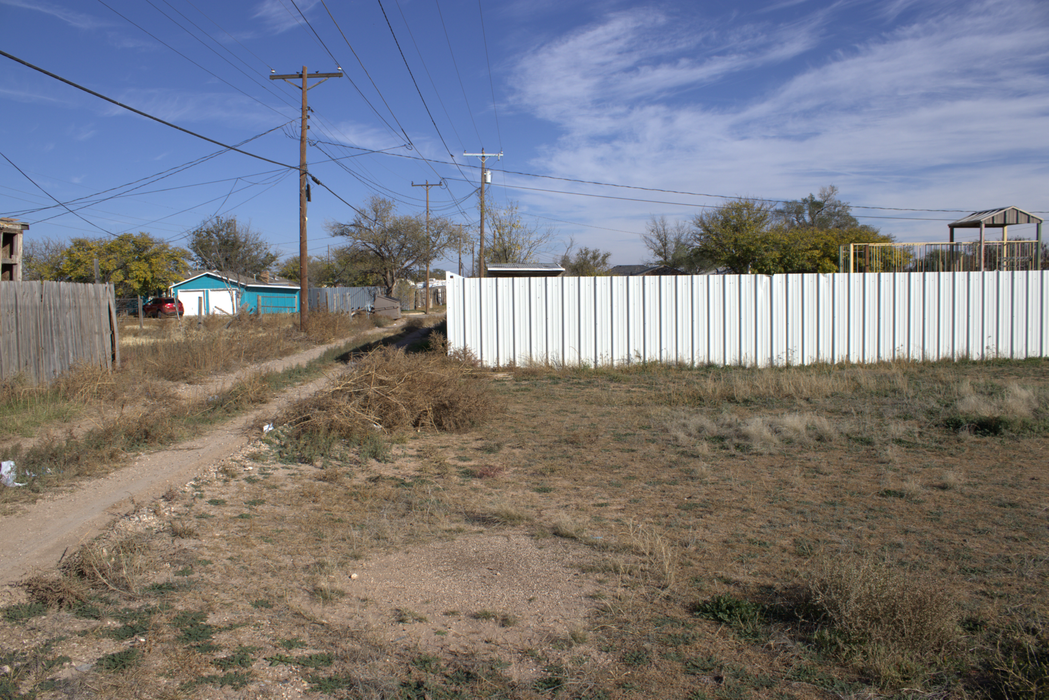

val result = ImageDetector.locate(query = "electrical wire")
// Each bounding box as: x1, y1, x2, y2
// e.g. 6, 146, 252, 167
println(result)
96, 0, 291, 120
392, 0, 466, 151
476, 0, 502, 151
435, 0, 483, 145
18, 122, 295, 221
375, 0, 460, 163
0, 151, 115, 236
0, 50, 296, 171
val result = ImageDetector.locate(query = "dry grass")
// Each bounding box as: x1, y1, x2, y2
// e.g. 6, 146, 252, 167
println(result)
807, 553, 960, 685
2, 356, 1048, 699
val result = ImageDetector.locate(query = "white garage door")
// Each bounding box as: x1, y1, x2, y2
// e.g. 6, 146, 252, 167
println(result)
177, 290, 205, 316
208, 289, 237, 315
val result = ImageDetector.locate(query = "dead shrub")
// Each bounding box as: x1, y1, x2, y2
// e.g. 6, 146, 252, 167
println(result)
278, 347, 499, 442
304, 310, 359, 344
807, 554, 959, 686
63, 535, 151, 594
21, 573, 89, 609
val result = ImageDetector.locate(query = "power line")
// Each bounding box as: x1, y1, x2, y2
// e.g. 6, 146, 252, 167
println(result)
375, 0, 459, 162
315, 0, 415, 146
325, 145, 1034, 216
452, 179, 968, 222
435, 0, 483, 145
392, 0, 466, 151
18, 122, 295, 221
96, 0, 291, 120
0, 151, 115, 236
0, 49, 296, 171
476, 0, 503, 151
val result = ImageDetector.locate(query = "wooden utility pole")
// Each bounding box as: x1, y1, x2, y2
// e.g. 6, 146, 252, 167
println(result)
270, 66, 341, 332
463, 149, 502, 278
411, 180, 443, 313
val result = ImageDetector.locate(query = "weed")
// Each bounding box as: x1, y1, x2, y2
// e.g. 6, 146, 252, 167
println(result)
20, 574, 88, 609
213, 646, 258, 670
169, 520, 197, 538
2, 602, 48, 623
395, 608, 428, 624
982, 612, 1049, 698
690, 595, 766, 641
277, 347, 500, 445
471, 610, 518, 627
96, 648, 141, 672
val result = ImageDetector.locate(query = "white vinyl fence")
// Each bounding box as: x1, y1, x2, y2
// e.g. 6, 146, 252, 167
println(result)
445, 271, 1049, 368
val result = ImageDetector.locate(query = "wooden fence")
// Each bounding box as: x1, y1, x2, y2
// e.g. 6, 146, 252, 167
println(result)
0, 281, 120, 384
446, 271, 1049, 367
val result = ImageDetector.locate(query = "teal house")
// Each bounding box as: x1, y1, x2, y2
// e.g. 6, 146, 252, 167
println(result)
169, 271, 300, 316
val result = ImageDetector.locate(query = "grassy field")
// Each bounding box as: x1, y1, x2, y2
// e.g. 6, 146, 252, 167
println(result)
2, 332, 1047, 699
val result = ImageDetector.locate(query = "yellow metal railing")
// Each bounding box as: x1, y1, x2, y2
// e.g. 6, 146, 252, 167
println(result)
840, 241, 1044, 273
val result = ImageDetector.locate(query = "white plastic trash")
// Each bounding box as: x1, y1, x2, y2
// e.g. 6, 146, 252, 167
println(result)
1, 461, 24, 487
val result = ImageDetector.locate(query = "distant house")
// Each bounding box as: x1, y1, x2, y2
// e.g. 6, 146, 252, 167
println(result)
169, 271, 300, 315
1, 217, 28, 282
486, 262, 565, 278
609, 265, 685, 277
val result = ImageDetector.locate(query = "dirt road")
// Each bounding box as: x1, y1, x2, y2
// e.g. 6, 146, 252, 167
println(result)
0, 322, 433, 592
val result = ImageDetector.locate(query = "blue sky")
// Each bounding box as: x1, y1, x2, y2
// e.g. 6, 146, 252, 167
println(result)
2, 0, 1047, 272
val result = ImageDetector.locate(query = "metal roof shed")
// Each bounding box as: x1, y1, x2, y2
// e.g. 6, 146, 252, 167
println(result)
948, 207, 1043, 271
486, 262, 565, 278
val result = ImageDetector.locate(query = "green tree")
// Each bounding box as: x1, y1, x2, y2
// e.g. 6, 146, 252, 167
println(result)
776, 185, 873, 232
691, 192, 896, 274
327, 196, 452, 295
187, 216, 278, 279
559, 244, 611, 276
689, 199, 779, 274
34, 233, 189, 297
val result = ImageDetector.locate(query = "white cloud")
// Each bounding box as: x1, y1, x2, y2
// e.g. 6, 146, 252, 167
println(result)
0, 0, 108, 30
252, 0, 320, 35
101, 89, 284, 132
506, 0, 1049, 252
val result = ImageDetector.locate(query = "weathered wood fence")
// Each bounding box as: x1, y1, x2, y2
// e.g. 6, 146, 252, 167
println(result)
0, 281, 120, 384
446, 271, 1049, 367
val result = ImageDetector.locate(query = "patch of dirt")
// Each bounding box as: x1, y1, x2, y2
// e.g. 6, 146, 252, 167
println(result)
339, 533, 606, 682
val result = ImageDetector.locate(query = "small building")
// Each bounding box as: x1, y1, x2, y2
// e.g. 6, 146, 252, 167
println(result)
1, 218, 28, 282
609, 264, 684, 277
486, 262, 565, 278
170, 270, 300, 316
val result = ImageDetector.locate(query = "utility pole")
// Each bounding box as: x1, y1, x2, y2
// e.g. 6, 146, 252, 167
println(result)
463, 149, 502, 278
270, 65, 341, 332
412, 180, 443, 314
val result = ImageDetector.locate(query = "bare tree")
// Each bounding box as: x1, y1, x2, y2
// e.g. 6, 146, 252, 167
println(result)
327, 196, 453, 296
483, 196, 557, 265
187, 216, 278, 280
642, 215, 692, 270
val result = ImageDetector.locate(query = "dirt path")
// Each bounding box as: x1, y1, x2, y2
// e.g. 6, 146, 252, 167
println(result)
0, 319, 435, 592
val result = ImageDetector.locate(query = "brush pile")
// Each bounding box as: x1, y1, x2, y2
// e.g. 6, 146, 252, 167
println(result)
279, 347, 498, 440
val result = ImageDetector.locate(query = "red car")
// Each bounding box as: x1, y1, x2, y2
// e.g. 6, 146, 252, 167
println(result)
142, 296, 184, 318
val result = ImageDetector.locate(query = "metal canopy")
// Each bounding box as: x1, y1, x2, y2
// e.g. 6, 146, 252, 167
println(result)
949, 207, 1042, 228
948, 207, 1043, 270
